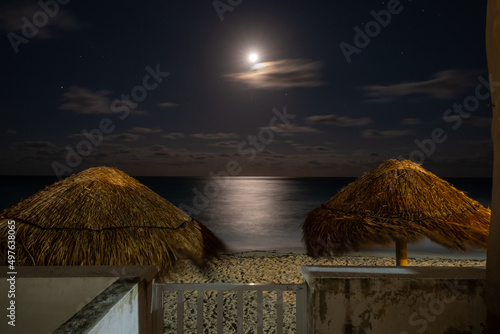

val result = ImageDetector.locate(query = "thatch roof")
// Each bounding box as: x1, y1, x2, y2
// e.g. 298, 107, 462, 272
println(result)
0, 167, 225, 274
303, 159, 490, 256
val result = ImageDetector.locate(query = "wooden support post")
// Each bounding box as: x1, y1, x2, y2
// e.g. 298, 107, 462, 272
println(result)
395, 240, 408, 266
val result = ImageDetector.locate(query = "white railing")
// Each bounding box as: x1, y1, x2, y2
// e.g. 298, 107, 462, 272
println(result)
154, 283, 307, 334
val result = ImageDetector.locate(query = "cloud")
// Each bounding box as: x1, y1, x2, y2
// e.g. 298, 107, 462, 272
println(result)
225, 59, 325, 90
59, 86, 111, 114
157, 102, 179, 108
129, 127, 162, 134
261, 124, 319, 136
191, 132, 239, 140
0, 2, 82, 39
306, 114, 372, 127
260, 149, 285, 158
10, 141, 64, 160
352, 149, 381, 158
106, 133, 141, 142
212, 140, 239, 147
149, 144, 168, 151
68, 132, 141, 143
149, 144, 170, 156
296, 145, 331, 152
5, 129, 17, 135
361, 129, 414, 138
363, 70, 476, 102
59, 86, 147, 115
189, 153, 211, 160
163, 132, 185, 139
308, 160, 336, 167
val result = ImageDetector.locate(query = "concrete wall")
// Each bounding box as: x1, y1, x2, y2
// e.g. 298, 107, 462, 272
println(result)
0, 276, 117, 334
1, 265, 160, 334
86, 281, 139, 334
53, 278, 140, 333
301, 266, 486, 334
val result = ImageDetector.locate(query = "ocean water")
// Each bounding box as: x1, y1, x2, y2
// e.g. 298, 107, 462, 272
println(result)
0, 176, 492, 259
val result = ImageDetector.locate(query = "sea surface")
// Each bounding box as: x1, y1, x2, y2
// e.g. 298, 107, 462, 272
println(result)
0, 176, 492, 259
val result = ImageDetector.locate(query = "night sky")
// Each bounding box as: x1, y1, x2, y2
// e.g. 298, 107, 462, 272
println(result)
0, 0, 493, 178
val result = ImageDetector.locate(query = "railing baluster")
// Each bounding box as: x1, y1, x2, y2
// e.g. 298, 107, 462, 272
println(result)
295, 286, 307, 334
276, 290, 283, 334
197, 290, 203, 334
151, 283, 164, 334
176, 291, 184, 334
217, 290, 224, 333
157, 283, 306, 334
237, 290, 243, 334
257, 290, 263, 334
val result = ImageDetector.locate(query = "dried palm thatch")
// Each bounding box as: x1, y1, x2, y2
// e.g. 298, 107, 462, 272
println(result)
303, 159, 490, 265
0, 167, 225, 275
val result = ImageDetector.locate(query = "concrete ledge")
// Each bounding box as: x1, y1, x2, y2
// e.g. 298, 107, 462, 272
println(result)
54, 277, 140, 334
0, 266, 160, 334
0, 265, 159, 280
300, 266, 486, 334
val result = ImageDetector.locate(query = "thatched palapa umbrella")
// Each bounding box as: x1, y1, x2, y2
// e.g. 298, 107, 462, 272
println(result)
303, 159, 490, 266
0, 167, 225, 275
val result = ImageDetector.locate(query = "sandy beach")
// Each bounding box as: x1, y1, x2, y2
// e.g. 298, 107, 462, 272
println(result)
161, 251, 485, 333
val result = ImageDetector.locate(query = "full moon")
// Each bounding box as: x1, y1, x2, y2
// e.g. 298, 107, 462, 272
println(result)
248, 53, 258, 63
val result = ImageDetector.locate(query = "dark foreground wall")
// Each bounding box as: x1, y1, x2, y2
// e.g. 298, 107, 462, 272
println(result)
486, 1, 500, 332
301, 266, 486, 334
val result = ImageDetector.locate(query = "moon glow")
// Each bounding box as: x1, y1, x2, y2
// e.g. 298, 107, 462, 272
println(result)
248, 53, 258, 63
